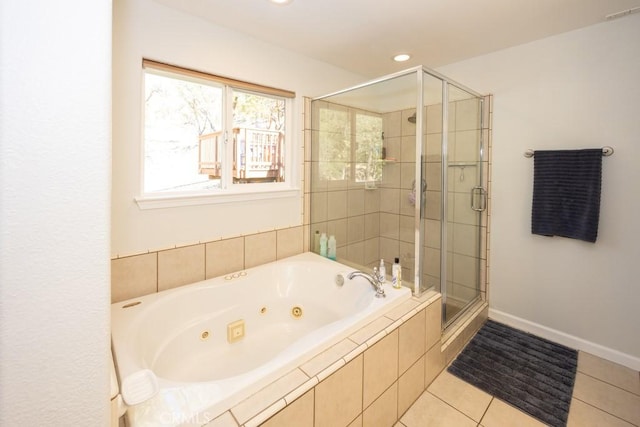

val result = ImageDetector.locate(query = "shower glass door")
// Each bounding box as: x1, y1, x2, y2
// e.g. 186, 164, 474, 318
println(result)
442, 83, 484, 326
310, 67, 487, 330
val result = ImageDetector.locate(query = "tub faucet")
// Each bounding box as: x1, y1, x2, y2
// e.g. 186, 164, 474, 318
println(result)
347, 268, 386, 298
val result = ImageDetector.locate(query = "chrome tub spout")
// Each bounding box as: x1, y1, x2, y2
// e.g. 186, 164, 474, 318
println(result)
347, 268, 386, 298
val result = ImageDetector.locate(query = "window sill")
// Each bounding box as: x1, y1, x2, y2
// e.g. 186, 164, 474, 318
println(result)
135, 187, 300, 210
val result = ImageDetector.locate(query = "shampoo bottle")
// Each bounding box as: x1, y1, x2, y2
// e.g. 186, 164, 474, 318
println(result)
378, 259, 386, 283
319, 233, 328, 257
392, 257, 402, 289
327, 235, 337, 260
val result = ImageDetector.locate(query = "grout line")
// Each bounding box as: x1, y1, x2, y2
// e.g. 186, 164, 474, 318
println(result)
427, 390, 480, 425
478, 396, 494, 426
578, 371, 640, 398
570, 395, 638, 426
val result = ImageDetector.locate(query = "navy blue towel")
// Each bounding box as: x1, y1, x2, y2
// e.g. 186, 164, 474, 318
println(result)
531, 149, 602, 243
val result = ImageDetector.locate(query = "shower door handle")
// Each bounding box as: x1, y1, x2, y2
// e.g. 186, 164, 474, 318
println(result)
470, 186, 487, 212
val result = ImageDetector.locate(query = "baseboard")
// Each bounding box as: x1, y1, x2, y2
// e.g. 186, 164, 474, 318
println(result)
489, 308, 640, 371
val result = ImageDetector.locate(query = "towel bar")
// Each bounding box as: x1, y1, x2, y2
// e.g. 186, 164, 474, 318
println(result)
524, 146, 614, 158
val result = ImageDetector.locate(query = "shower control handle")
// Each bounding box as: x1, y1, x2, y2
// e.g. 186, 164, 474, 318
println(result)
470, 186, 487, 212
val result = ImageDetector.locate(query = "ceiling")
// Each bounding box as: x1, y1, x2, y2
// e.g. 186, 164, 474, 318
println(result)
155, 0, 639, 78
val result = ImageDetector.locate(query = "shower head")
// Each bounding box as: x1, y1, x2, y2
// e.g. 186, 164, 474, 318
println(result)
408, 112, 416, 123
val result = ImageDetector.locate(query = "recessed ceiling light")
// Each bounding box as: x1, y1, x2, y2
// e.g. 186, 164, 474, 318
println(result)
393, 54, 411, 62
269, 0, 294, 5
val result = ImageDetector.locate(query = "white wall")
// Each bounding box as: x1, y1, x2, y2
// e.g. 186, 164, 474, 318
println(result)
440, 14, 640, 368
0, 0, 111, 425
112, 0, 364, 257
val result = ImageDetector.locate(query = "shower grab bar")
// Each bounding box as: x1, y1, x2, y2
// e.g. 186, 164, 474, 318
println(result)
524, 146, 614, 158
470, 186, 487, 212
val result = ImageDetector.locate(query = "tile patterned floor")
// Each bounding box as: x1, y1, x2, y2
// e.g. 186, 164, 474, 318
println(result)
397, 350, 640, 427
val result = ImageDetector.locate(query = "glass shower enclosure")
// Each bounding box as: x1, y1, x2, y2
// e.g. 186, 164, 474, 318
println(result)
309, 66, 487, 328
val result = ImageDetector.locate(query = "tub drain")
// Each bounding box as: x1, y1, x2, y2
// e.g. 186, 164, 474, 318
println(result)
291, 306, 303, 318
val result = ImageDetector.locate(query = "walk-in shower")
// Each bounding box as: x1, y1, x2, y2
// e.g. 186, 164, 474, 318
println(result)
308, 66, 489, 328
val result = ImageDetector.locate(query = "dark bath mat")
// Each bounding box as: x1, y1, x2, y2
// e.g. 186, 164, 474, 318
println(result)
448, 320, 577, 427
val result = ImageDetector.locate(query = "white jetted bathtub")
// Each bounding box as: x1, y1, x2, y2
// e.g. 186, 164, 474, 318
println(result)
111, 252, 411, 426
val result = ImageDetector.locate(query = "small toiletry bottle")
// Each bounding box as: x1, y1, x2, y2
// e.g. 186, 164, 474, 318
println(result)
392, 257, 402, 289
378, 259, 386, 283
327, 235, 337, 260
314, 230, 320, 254
319, 233, 328, 257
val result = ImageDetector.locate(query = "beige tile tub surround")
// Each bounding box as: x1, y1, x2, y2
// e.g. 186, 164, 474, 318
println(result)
158, 244, 205, 292
111, 227, 304, 303
398, 309, 426, 374
244, 231, 277, 269
206, 237, 244, 279
363, 330, 399, 408
397, 355, 425, 416
111, 252, 157, 302
276, 227, 304, 259
200, 294, 488, 427
260, 390, 314, 427
315, 356, 364, 427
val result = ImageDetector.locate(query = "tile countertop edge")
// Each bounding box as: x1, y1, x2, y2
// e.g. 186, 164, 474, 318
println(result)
232, 290, 442, 426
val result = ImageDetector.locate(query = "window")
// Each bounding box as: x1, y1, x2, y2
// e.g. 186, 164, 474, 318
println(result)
140, 60, 295, 206
317, 105, 383, 184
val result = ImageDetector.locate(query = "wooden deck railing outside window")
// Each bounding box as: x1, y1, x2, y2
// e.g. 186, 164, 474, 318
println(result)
198, 128, 284, 183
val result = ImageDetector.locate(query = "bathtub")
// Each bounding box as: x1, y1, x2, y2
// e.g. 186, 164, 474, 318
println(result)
111, 252, 412, 426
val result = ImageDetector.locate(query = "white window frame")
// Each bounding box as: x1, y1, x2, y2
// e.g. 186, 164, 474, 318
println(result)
135, 60, 298, 210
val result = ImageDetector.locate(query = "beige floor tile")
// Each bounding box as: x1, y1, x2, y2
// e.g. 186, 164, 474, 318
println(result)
400, 392, 476, 427
347, 415, 362, 427
481, 398, 546, 427
573, 372, 640, 425
578, 352, 640, 396
428, 370, 491, 422
568, 398, 636, 427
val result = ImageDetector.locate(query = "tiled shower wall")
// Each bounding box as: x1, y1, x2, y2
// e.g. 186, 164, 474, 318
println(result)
307, 100, 385, 272
306, 96, 493, 302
